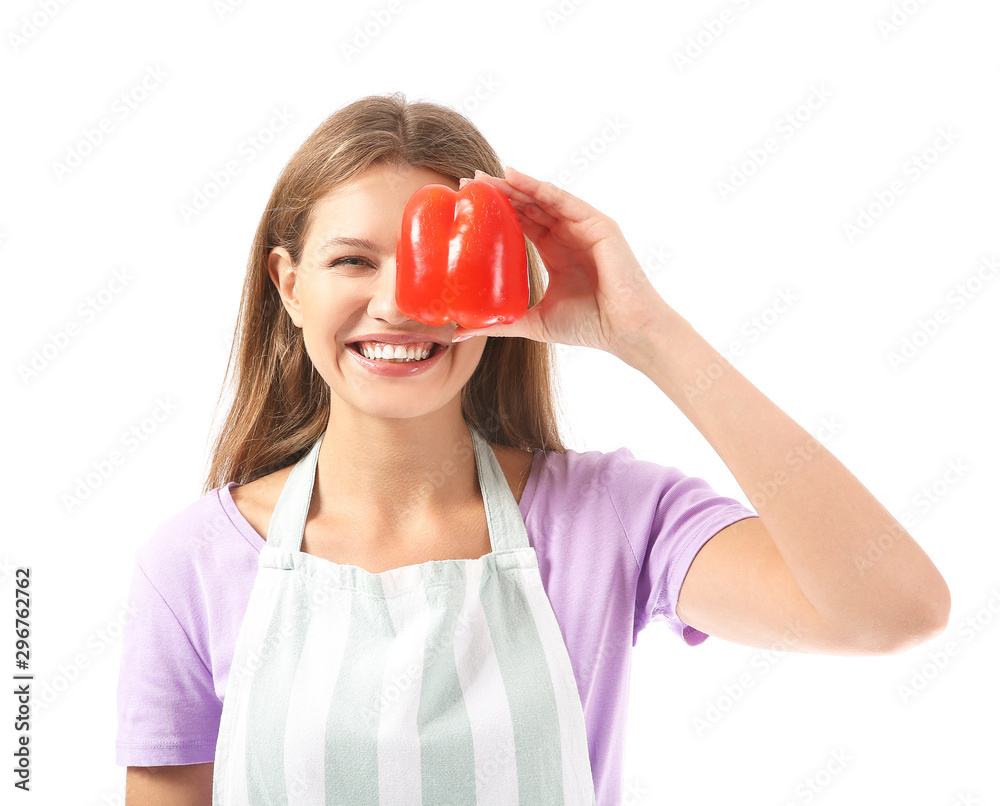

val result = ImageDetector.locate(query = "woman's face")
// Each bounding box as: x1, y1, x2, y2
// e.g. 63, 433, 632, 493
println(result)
268, 162, 488, 421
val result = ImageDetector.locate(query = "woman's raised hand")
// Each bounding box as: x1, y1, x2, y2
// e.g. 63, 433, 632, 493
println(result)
452, 167, 670, 354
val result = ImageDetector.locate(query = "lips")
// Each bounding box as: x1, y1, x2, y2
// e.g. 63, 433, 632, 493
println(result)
345, 334, 450, 377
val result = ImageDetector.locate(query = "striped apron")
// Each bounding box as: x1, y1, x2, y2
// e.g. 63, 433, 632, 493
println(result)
212, 424, 597, 805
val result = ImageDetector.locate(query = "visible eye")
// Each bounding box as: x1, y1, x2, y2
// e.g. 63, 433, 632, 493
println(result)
325, 256, 373, 269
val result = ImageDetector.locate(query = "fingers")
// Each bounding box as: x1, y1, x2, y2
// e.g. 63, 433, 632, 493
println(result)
510, 203, 552, 244
464, 168, 596, 227
476, 171, 537, 205
509, 197, 557, 229
459, 173, 533, 205
500, 166, 597, 225
460, 173, 557, 231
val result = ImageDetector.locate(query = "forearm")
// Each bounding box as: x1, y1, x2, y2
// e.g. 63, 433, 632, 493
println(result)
612, 303, 951, 641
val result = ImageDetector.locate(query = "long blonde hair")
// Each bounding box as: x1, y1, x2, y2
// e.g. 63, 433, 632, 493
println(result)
201, 92, 567, 494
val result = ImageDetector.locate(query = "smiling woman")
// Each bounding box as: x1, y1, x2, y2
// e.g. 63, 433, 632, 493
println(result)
264, 162, 488, 398
119, 92, 618, 806
115, 91, 948, 806
201, 104, 561, 485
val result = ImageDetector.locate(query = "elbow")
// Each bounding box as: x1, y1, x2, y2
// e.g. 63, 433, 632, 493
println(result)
864, 582, 952, 655
926, 578, 953, 635
913, 574, 953, 644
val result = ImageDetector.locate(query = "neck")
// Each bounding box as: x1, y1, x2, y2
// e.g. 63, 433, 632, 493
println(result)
314, 402, 481, 526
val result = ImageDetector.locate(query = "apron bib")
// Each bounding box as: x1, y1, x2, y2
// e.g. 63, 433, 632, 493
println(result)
212, 424, 597, 805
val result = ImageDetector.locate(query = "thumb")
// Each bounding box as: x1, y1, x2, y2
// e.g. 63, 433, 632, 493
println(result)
451, 320, 525, 343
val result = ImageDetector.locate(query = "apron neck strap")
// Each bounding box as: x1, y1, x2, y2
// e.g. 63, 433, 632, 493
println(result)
263, 423, 530, 554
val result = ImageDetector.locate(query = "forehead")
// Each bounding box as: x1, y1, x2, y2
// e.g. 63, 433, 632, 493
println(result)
307, 163, 457, 246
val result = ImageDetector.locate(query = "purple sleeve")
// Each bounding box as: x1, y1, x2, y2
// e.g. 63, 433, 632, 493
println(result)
115, 554, 221, 766
606, 448, 759, 647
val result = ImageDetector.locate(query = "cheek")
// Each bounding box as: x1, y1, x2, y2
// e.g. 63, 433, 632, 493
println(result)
457, 340, 489, 373
300, 286, 353, 330
301, 305, 340, 345
297, 293, 352, 362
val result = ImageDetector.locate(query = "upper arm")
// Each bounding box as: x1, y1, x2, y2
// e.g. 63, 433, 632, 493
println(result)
675, 516, 861, 654
116, 557, 222, 767
127, 763, 213, 805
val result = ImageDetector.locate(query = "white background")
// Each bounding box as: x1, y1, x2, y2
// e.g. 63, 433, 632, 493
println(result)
3, 0, 998, 803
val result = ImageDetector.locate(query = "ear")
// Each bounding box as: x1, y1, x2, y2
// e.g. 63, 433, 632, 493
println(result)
268, 247, 303, 327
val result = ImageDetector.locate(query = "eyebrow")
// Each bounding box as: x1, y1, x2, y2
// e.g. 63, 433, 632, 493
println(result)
317, 236, 392, 255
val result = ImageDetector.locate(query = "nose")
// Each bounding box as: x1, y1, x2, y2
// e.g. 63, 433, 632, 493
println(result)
366, 255, 410, 324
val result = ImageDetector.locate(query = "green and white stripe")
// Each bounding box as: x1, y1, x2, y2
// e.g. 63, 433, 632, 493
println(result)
213, 427, 597, 805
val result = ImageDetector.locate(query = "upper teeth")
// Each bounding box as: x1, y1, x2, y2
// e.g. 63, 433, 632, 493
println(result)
357, 341, 436, 361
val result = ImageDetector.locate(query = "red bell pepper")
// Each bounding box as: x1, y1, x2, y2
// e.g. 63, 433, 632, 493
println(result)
395, 179, 529, 328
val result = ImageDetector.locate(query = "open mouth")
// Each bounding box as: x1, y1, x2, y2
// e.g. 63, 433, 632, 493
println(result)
347, 341, 445, 363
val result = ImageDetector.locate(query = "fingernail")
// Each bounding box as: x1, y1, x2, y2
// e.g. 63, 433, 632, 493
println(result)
452, 333, 474, 343
474, 169, 488, 178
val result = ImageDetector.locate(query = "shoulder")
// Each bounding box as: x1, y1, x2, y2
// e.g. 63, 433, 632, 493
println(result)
526, 442, 655, 499
512, 443, 646, 527
227, 464, 295, 541
525, 443, 710, 536
134, 482, 261, 599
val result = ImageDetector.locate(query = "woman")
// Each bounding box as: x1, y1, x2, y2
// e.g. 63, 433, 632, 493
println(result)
116, 92, 951, 805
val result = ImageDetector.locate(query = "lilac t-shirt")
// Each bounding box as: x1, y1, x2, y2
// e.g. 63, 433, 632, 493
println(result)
115, 444, 757, 805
